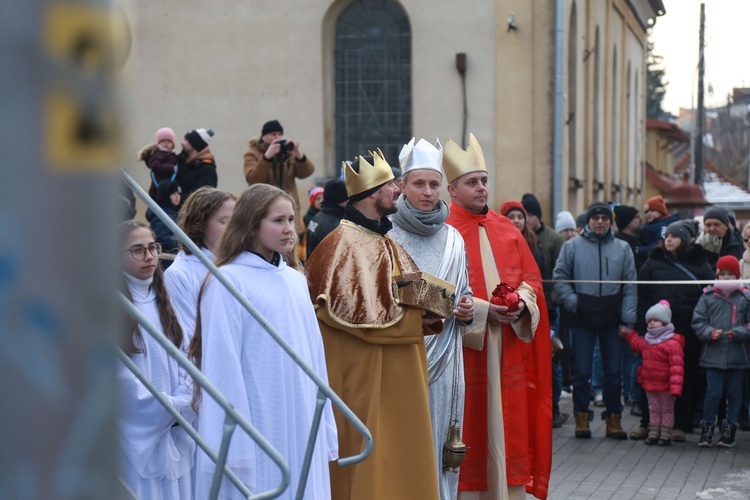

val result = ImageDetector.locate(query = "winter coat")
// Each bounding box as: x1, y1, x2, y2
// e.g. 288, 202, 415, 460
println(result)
739, 249, 750, 279
306, 204, 345, 260
174, 149, 217, 203
704, 230, 744, 270
243, 138, 315, 234
616, 230, 646, 272
636, 245, 715, 351
553, 226, 637, 328
138, 143, 179, 198
639, 214, 679, 256
535, 223, 564, 279
145, 181, 180, 253
692, 286, 750, 369
625, 330, 685, 396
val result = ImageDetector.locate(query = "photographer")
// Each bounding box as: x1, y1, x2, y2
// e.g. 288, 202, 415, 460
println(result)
243, 120, 315, 235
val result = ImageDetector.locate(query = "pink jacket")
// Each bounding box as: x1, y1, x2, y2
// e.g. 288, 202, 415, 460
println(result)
625, 330, 685, 397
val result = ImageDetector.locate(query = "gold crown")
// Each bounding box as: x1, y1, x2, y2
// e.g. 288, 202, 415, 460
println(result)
442, 133, 487, 184
343, 148, 395, 197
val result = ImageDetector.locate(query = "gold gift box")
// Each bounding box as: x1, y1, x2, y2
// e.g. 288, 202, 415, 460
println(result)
392, 271, 457, 319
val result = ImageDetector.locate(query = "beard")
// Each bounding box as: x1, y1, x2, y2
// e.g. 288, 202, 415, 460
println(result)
375, 196, 398, 217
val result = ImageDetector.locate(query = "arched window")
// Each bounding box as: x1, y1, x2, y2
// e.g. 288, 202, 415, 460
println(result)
334, 0, 411, 168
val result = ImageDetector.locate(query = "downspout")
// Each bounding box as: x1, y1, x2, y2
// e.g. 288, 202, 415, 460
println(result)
552, 0, 565, 217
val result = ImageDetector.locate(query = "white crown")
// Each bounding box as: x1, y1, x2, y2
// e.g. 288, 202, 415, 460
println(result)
399, 138, 443, 176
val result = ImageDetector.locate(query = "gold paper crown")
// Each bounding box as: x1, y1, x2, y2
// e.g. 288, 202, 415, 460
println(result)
343, 148, 395, 197
442, 133, 487, 184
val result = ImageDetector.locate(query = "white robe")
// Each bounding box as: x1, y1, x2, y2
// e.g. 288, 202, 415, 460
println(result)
389, 222, 471, 500
195, 252, 338, 499
118, 282, 196, 500
164, 248, 214, 340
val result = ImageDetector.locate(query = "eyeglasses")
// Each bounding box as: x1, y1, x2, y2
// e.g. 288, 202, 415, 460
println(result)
590, 215, 610, 222
122, 243, 162, 260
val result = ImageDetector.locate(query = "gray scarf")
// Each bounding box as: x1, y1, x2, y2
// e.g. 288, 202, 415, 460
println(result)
391, 194, 449, 236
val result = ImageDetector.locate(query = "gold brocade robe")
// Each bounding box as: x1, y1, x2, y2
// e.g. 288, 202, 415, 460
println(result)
307, 220, 441, 500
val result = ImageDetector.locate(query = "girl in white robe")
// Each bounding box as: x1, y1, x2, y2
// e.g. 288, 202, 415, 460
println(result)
190, 184, 338, 499
119, 220, 196, 499
164, 187, 237, 338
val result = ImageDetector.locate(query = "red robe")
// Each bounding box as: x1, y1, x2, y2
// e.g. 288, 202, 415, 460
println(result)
446, 201, 552, 499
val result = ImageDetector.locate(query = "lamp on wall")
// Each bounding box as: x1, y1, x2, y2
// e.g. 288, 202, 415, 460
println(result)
507, 13, 518, 32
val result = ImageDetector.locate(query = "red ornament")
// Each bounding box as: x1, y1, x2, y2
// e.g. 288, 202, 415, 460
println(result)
490, 283, 521, 312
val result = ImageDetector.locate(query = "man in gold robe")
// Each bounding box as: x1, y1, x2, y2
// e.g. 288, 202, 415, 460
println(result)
307, 150, 442, 500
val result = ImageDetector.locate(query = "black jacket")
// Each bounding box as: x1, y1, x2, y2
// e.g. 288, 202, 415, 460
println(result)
637, 245, 715, 350
306, 205, 345, 259
175, 156, 218, 203
616, 231, 646, 272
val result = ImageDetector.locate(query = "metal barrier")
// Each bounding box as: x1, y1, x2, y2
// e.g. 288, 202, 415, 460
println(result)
120, 169, 373, 499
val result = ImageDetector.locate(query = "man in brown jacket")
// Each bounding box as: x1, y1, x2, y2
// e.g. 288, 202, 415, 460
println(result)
243, 119, 315, 234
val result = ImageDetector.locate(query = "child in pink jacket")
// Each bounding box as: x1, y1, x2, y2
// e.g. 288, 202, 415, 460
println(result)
621, 300, 685, 445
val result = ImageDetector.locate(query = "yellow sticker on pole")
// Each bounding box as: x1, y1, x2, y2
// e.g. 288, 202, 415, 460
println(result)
43, 3, 120, 171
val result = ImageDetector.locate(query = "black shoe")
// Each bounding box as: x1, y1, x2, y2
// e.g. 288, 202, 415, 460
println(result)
553, 405, 563, 428
698, 421, 714, 447
630, 403, 643, 417
717, 420, 737, 448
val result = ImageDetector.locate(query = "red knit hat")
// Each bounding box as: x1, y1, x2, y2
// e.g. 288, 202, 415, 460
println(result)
308, 187, 324, 207
647, 195, 668, 216
501, 200, 526, 218
716, 255, 741, 279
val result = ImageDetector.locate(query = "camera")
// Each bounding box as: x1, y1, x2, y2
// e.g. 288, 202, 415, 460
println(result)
277, 139, 295, 152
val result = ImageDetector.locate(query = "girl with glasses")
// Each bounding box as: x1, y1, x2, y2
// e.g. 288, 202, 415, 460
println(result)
190, 184, 337, 499
119, 220, 195, 499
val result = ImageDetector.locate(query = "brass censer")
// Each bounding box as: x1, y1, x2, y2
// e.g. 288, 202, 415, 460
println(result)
442, 420, 468, 472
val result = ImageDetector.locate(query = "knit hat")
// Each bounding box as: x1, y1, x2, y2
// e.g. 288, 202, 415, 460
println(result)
646, 299, 672, 324
308, 187, 324, 207
575, 212, 588, 229
184, 128, 214, 152
716, 255, 741, 279
521, 193, 542, 219
647, 195, 668, 215
391, 166, 403, 179
322, 178, 348, 207
555, 211, 576, 232
154, 127, 176, 145
613, 205, 639, 231
501, 200, 526, 218
261, 120, 284, 137
664, 219, 696, 246
586, 201, 612, 222
703, 206, 730, 229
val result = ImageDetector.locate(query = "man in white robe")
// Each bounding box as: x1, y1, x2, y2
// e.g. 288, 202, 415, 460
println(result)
389, 138, 474, 500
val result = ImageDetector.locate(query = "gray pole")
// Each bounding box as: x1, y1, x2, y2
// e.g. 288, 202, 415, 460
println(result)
552, 0, 565, 218
0, 0, 121, 497
694, 3, 706, 186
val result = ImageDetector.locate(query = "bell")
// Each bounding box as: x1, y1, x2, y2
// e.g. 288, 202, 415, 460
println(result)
442, 422, 468, 472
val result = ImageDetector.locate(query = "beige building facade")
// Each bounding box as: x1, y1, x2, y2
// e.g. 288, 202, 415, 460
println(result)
118, 0, 663, 220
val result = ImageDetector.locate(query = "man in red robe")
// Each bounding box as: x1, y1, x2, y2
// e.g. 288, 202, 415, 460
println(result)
443, 134, 552, 500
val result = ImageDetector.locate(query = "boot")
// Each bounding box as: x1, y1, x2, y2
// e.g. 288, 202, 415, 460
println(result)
629, 426, 648, 440
657, 426, 672, 446
603, 412, 627, 440
671, 428, 686, 442
553, 404, 563, 428
645, 424, 660, 445
717, 420, 737, 448
575, 411, 592, 439
698, 421, 714, 447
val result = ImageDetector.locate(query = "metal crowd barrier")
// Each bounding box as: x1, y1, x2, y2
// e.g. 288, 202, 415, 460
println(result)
119, 169, 373, 499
